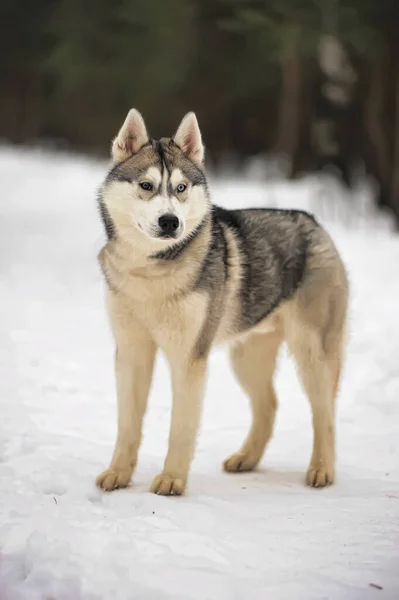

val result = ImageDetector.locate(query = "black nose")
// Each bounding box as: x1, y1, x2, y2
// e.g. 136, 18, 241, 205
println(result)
158, 214, 180, 236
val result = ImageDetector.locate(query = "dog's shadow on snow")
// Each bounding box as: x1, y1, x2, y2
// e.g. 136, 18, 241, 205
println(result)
228, 467, 305, 486
187, 467, 310, 498
251, 467, 306, 486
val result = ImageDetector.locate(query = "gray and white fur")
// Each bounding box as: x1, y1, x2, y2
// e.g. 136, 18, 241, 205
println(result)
96, 109, 348, 496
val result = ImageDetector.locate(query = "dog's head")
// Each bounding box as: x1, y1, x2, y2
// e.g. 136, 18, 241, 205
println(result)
99, 109, 210, 248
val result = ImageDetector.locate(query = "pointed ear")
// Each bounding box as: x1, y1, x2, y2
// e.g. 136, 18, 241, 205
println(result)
111, 109, 149, 163
173, 112, 204, 165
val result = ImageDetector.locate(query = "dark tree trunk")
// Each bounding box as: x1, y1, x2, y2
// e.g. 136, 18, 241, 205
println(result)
391, 60, 399, 228
275, 52, 303, 176
364, 57, 392, 213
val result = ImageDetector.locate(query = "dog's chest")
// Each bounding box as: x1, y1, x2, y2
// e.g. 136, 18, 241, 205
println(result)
101, 245, 208, 350
123, 288, 208, 353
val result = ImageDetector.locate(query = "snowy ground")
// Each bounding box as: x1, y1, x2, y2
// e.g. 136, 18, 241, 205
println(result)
0, 146, 398, 599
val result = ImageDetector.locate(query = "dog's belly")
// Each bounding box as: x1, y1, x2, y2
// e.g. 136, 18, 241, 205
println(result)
214, 309, 283, 348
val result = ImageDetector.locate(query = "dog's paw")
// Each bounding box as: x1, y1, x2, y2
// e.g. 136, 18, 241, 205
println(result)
306, 463, 334, 488
96, 468, 131, 491
150, 473, 186, 496
223, 451, 258, 473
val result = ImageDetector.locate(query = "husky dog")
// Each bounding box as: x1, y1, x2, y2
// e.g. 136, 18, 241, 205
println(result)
96, 109, 348, 496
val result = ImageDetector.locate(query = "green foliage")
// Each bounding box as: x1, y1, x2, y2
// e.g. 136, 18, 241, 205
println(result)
47, 0, 195, 100
0, 0, 397, 148
0, 0, 56, 71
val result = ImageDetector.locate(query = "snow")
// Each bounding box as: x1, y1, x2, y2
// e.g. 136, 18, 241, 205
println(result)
0, 145, 398, 600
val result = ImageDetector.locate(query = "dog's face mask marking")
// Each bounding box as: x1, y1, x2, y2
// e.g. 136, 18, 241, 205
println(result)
101, 109, 209, 245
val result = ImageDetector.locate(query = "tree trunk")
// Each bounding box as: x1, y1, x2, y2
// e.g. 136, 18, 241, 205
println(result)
274, 52, 302, 177
391, 60, 399, 228
364, 58, 392, 212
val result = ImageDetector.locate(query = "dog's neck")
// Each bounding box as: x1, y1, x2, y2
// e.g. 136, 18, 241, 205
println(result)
98, 214, 212, 296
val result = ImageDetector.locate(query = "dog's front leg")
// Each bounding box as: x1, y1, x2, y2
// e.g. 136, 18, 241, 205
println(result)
96, 308, 157, 491
150, 357, 207, 496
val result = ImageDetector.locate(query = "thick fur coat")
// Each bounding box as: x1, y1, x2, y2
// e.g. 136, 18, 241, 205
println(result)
96, 109, 348, 495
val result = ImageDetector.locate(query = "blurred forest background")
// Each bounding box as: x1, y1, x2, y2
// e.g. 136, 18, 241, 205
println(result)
1, 0, 399, 225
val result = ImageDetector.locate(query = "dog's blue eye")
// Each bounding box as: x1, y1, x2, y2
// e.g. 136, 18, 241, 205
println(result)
177, 183, 187, 193
139, 182, 153, 191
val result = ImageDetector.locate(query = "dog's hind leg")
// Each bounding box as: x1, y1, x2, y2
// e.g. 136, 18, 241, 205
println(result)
286, 292, 346, 488
223, 330, 283, 473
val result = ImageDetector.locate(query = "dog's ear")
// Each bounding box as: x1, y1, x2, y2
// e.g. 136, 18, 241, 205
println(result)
111, 109, 149, 163
173, 112, 204, 165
